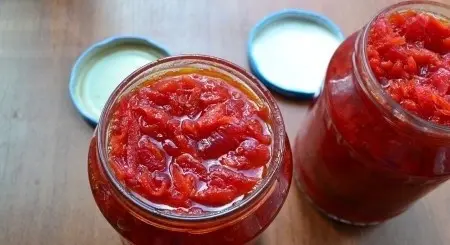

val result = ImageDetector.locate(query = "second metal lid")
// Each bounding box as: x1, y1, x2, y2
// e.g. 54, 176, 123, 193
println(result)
248, 9, 344, 99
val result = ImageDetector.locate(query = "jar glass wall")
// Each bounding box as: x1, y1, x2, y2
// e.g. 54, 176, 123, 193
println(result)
88, 55, 292, 244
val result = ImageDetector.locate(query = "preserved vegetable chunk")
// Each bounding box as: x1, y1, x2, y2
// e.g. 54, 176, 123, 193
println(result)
108, 73, 272, 211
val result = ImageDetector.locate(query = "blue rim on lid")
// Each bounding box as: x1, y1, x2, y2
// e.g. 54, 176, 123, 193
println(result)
69, 36, 171, 126
248, 9, 345, 99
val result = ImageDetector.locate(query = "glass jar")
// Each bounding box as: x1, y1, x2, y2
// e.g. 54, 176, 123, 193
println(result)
88, 55, 292, 244
294, 1, 450, 225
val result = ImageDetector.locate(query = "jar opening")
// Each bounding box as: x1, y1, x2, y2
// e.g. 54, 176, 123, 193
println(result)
96, 55, 286, 223
356, 0, 450, 137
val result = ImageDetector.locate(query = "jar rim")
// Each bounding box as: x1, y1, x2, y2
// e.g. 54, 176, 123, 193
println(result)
95, 54, 287, 224
358, 0, 450, 137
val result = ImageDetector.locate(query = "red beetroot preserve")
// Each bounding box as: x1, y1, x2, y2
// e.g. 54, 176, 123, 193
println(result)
294, 1, 450, 225
88, 55, 292, 244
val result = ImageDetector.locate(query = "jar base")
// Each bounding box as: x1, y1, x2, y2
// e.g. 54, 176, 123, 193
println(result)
294, 177, 381, 227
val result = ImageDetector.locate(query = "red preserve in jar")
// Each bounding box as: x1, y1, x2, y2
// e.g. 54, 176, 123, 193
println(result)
294, 1, 450, 225
88, 55, 292, 244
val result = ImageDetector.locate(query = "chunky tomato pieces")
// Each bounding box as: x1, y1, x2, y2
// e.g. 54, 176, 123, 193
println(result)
368, 10, 450, 125
108, 73, 271, 212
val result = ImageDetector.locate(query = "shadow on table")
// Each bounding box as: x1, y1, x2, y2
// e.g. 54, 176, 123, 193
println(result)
255, 178, 446, 245
279, 183, 375, 245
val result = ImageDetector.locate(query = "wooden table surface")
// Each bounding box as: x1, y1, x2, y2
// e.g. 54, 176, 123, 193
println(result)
1, 0, 450, 244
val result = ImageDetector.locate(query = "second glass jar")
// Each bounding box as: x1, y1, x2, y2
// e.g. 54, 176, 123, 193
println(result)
294, 1, 450, 225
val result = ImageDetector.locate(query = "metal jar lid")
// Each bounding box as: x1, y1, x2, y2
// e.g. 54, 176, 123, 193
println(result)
248, 9, 344, 99
69, 36, 171, 125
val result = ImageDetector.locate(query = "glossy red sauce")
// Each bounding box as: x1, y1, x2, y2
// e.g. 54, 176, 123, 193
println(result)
108, 72, 272, 212
368, 10, 450, 125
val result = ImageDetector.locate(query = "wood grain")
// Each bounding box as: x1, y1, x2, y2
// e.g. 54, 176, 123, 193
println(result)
0, 0, 449, 244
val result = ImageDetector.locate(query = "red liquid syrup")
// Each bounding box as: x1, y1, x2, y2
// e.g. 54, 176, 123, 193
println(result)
108, 73, 273, 213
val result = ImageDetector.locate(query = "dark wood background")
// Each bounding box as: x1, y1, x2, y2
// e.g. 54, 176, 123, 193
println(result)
1, 0, 449, 244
